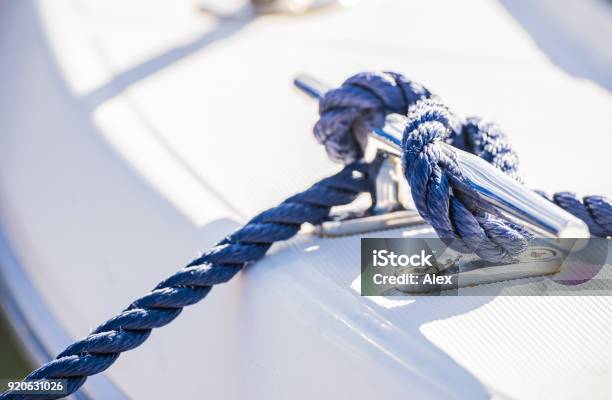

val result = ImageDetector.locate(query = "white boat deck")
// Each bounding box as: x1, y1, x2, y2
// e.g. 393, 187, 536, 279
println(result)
1, 0, 611, 398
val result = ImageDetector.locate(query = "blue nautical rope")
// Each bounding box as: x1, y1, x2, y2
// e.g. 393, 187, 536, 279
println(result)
314, 71, 431, 164
3, 71, 611, 400
452, 116, 522, 182
544, 192, 612, 238
316, 72, 532, 262
447, 111, 611, 237
315, 71, 612, 245
0, 163, 371, 400
399, 98, 533, 262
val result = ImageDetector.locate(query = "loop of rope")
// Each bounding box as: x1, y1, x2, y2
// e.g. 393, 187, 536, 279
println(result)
316, 71, 612, 241
400, 98, 533, 262
0, 163, 372, 400
317, 72, 532, 261
315, 71, 431, 163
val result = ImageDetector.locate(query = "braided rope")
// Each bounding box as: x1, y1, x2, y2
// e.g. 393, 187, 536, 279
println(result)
546, 192, 612, 237
315, 71, 612, 242
400, 98, 532, 262
315, 71, 431, 164
452, 114, 611, 237
316, 72, 531, 262
452, 116, 522, 182
0, 163, 371, 400
3, 71, 611, 400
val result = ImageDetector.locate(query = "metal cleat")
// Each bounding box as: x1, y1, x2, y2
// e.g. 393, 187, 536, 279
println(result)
391, 243, 563, 294
294, 74, 590, 239
294, 75, 590, 295
294, 74, 595, 291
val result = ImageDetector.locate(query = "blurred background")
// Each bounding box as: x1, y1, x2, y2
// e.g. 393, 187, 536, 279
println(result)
0, 313, 30, 379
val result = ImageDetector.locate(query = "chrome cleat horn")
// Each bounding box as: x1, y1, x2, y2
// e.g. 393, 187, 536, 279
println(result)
294, 74, 590, 239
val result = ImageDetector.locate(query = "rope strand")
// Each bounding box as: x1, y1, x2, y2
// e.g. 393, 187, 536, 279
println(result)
315, 71, 612, 240
3, 70, 610, 400
0, 163, 372, 400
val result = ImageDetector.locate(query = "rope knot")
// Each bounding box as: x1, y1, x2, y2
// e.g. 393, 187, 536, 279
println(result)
457, 117, 522, 181
401, 98, 455, 173
400, 98, 532, 262
315, 71, 430, 163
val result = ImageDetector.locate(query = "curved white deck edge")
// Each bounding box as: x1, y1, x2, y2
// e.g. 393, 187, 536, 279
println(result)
0, 229, 126, 399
